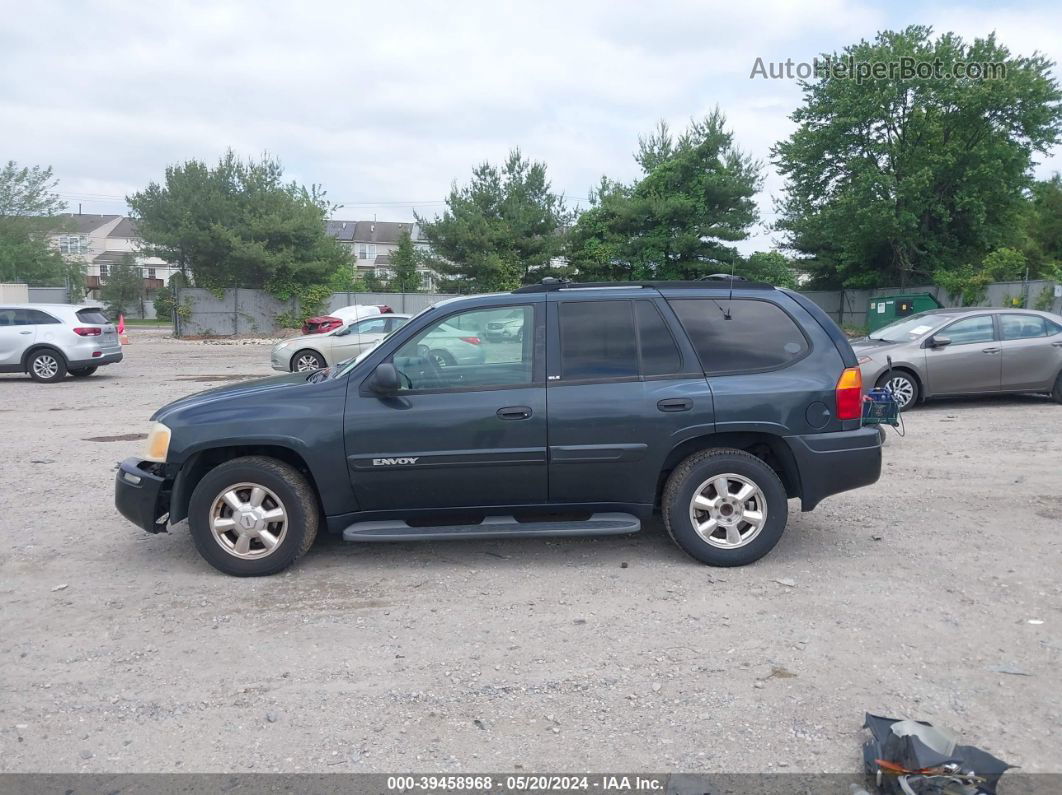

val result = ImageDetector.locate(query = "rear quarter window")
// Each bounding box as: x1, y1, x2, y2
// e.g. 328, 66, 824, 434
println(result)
668, 298, 809, 375
75, 308, 109, 324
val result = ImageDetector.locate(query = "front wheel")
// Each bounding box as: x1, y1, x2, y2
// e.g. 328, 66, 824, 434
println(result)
69, 366, 98, 377
1052, 372, 1062, 405
187, 456, 319, 576
291, 350, 326, 372
662, 448, 788, 567
877, 371, 919, 410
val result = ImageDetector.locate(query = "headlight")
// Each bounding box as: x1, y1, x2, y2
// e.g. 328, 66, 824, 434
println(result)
276, 341, 290, 350
143, 422, 171, 463
857, 355, 873, 365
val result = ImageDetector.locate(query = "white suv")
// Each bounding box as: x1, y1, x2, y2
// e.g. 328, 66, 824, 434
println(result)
0, 304, 123, 382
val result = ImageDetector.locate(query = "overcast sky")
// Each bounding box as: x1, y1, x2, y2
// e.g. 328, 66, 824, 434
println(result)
3, 0, 1060, 253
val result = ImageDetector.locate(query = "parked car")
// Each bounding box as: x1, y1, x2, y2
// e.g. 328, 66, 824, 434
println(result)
301, 304, 392, 335
483, 308, 525, 341
0, 304, 122, 382
852, 308, 1062, 409
116, 278, 882, 576
274, 314, 411, 372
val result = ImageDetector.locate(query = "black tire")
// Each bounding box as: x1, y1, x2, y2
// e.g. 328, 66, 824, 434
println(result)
876, 370, 920, 410
430, 349, 456, 367
187, 456, 319, 577
69, 366, 98, 377
662, 448, 789, 567
27, 349, 68, 383
290, 349, 326, 372
1052, 371, 1062, 405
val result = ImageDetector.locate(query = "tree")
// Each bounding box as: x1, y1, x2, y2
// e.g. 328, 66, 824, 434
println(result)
1021, 175, 1062, 277
567, 110, 762, 281
740, 251, 800, 288
773, 26, 1062, 288
127, 151, 351, 295
419, 149, 568, 291
389, 227, 422, 292
101, 254, 144, 318
0, 161, 83, 288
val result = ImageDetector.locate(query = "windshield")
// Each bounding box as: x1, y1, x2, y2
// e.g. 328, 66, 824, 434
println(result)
330, 305, 435, 378
869, 312, 954, 342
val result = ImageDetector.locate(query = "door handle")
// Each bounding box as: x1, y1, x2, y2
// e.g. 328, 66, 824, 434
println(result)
1052, 342, 1062, 347
981, 347, 1000, 354
657, 398, 693, 412
497, 406, 532, 420
18, 330, 32, 335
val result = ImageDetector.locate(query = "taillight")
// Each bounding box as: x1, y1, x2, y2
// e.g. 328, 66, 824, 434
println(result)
73, 327, 102, 336
835, 366, 863, 420
459, 336, 481, 345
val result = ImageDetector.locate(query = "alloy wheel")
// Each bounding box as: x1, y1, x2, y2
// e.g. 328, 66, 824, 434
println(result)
885, 375, 915, 409
688, 473, 768, 549
208, 482, 288, 559
32, 354, 59, 380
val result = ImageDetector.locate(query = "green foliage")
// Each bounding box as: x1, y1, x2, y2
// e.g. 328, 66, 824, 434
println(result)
152, 273, 187, 321
1020, 175, 1062, 275
1033, 284, 1056, 311
390, 228, 421, 292
127, 151, 351, 293
419, 149, 569, 291
0, 160, 82, 287
567, 110, 762, 281
773, 26, 1062, 288
934, 246, 1028, 305
101, 254, 144, 317
740, 251, 800, 288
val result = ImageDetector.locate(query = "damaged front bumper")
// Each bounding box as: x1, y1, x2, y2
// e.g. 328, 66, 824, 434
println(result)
114, 457, 172, 533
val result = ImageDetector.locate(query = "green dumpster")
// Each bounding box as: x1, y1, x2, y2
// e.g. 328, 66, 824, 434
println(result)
866, 292, 943, 333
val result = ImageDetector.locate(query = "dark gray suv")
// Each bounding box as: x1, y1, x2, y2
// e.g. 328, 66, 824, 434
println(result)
115, 278, 882, 576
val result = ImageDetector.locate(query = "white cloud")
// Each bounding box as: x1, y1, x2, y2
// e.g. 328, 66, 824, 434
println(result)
1, 0, 1058, 255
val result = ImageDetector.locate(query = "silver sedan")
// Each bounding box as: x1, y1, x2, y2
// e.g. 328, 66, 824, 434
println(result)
852, 308, 1062, 409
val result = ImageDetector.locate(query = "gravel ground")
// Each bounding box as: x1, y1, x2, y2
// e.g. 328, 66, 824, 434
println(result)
1, 328, 1059, 775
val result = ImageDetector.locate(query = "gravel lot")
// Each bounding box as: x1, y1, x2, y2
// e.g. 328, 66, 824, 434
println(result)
1, 328, 1059, 775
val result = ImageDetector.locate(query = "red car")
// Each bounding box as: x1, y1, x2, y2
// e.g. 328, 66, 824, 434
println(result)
302, 304, 392, 335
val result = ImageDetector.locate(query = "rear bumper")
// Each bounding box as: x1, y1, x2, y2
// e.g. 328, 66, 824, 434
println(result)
71, 350, 123, 367
785, 426, 882, 511
114, 457, 171, 533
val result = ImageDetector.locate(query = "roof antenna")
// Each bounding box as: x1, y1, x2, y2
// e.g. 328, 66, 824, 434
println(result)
722, 253, 735, 320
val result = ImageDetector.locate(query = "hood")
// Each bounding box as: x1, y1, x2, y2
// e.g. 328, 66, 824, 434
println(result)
850, 337, 906, 355
152, 371, 312, 422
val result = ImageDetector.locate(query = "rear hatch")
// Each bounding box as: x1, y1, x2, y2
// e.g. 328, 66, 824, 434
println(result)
75, 307, 121, 352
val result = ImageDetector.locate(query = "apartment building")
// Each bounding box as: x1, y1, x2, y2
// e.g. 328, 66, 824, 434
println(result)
326, 220, 437, 290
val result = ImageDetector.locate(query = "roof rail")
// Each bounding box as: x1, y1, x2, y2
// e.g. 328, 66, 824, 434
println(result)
513, 276, 773, 293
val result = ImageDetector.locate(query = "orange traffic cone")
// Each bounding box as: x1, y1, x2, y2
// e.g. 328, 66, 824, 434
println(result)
118, 314, 130, 345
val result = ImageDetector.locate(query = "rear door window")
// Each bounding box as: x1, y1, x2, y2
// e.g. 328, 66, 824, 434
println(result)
668, 298, 809, 374
24, 309, 61, 325
635, 301, 682, 376
75, 308, 109, 324
559, 301, 638, 379
1000, 314, 1047, 340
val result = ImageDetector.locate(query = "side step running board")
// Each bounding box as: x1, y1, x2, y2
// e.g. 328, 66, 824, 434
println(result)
342, 512, 641, 542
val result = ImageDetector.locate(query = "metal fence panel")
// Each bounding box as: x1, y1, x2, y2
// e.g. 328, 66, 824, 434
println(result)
26, 286, 69, 304
175, 283, 1062, 338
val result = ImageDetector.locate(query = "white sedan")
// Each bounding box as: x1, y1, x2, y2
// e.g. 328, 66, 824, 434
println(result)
273, 314, 411, 372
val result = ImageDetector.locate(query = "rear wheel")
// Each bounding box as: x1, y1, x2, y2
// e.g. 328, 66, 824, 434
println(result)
877, 370, 919, 410
1052, 372, 1062, 405
28, 350, 67, 383
429, 349, 456, 368
662, 448, 788, 567
291, 350, 325, 372
69, 366, 98, 377
188, 456, 319, 576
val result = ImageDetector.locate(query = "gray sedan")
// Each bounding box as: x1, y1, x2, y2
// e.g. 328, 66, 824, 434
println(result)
852, 308, 1062, 409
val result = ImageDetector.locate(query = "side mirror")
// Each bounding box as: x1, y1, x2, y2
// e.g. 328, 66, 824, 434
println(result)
369, 362, 399, 394
928, 335, 952, 348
